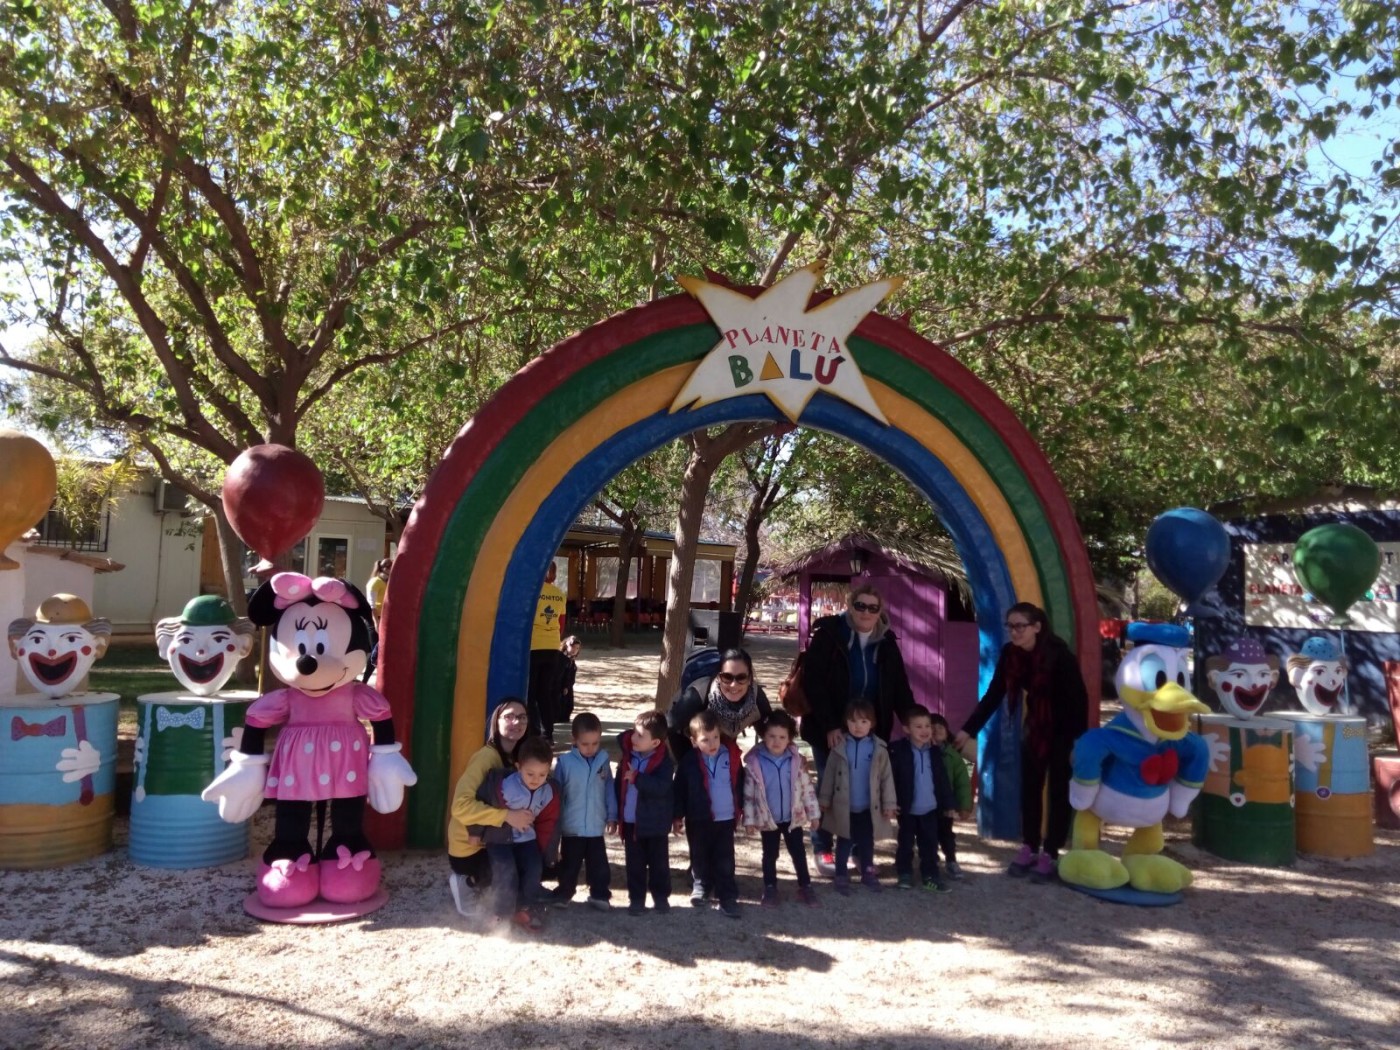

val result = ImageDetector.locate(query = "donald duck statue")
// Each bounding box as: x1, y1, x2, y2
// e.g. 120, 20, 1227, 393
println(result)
1058, 622, 1210, 902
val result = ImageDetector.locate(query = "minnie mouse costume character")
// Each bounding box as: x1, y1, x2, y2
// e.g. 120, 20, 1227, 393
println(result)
202, 573, 416, 912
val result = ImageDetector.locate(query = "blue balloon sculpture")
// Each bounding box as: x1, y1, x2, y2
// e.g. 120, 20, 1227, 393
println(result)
1146, 507, 1230, 613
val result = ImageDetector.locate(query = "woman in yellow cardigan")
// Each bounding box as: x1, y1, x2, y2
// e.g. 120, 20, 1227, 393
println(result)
447, 698, 534, 916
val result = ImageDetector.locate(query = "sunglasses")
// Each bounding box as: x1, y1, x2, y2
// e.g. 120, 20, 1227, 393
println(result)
1005, 621, 1033, 631
717, 672, 751, 685
851, 600, 881, 614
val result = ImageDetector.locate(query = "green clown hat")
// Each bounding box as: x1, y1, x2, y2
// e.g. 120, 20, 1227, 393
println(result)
179, 594, 240, 627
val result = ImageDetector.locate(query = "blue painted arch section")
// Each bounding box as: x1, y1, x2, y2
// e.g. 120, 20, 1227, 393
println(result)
484, 391, 1024, 839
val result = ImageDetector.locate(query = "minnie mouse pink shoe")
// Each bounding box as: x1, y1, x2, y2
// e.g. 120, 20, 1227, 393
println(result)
319, 845, 382, 903
257, 854, 319, 908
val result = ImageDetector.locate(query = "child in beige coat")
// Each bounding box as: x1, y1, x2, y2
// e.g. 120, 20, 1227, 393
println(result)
818, 699, 897, 894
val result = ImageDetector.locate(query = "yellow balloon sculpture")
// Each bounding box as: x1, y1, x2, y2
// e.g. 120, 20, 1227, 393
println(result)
0, 430, 57, 570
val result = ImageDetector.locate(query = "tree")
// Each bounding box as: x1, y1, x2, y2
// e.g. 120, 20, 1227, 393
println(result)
591, 447, 684, 649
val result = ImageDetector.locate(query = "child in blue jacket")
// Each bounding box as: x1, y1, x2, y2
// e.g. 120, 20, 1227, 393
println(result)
615, 710, 675, 915
551, 712, 617, 910
673, 708, 745, 918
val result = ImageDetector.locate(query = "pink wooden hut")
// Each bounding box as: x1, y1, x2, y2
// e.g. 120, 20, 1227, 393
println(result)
776, 533, 981, 734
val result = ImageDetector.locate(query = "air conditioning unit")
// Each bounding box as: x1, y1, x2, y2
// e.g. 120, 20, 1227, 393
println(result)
154, 480, 189, 514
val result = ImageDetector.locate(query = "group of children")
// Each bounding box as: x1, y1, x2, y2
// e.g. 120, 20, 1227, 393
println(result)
450, 702, 972, 932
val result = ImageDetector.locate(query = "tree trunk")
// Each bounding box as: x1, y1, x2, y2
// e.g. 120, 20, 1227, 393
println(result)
654, 423, 783, 709
608, 511, 640, 649
210, 499, 258, 687
735, 508, 762, 638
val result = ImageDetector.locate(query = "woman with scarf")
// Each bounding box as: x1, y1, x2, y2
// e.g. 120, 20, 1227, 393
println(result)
668, 648, 773, 762
799, 584, 917, 874
953, 601, 1089, 882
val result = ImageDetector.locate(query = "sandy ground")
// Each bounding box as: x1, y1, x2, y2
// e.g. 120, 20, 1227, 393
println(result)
3, 634, 1398, 1050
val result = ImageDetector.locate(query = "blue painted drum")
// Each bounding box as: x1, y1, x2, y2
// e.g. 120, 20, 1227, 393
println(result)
1277, 712, 1373, 858
129, 690, 256, 869
0, 692, 120, 869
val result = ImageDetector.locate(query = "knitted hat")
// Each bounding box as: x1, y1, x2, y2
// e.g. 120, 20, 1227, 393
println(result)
1299, 636, 1340, 661
1220, 637, 1270, 665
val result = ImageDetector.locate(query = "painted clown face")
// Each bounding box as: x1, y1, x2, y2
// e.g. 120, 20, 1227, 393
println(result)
7, 596, 111, 699
1288, 656, 1348, 715
158, 623, 255, 695
1205, 639, 1279, 719
1208, 660, 1277, 718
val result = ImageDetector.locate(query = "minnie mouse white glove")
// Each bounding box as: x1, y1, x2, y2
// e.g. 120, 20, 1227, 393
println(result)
201, 751, 268, 823
367, 742, 418, 813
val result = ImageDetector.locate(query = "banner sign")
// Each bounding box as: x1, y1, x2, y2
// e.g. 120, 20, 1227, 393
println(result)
1244, 541, 1400, 631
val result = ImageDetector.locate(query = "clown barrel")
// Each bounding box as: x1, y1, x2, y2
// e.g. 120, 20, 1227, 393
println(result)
129, 691, 256, 868
1191, 714, 1295, 866
0, 693, 120, 869
1277, 713, 1373, 858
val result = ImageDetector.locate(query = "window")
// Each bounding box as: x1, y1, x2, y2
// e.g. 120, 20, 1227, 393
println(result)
595, 556, 640, 599
690, 560, 720, 603
32, 508, 110, 552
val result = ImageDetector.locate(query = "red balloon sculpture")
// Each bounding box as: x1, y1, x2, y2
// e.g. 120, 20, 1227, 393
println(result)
222, 445, 325, 570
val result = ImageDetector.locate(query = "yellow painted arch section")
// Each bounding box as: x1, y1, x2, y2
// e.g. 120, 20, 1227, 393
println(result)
446, 367, 1042, 790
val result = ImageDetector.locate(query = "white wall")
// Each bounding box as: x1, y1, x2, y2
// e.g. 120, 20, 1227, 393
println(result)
92, 476, 202, 633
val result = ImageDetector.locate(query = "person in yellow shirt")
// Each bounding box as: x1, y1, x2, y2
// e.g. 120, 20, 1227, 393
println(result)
447, 699, 533, 918
363, 557, 392, 684
528, 561, 567, 740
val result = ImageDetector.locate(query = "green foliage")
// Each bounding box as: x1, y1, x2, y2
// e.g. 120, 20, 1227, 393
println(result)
1, 0, 1397, 594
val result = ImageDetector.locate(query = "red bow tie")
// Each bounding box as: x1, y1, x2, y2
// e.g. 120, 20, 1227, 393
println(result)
11, 715, 67, 741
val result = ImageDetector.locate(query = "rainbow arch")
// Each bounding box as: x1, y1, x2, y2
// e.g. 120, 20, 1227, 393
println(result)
378, 292, 1100, 848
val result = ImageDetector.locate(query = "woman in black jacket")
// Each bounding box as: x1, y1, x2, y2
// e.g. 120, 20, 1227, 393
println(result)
953, 601, 1089, 882
799, 584, 916, 872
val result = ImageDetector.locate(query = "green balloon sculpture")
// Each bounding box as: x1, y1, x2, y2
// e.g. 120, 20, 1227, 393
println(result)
1292, 523, 1381, 624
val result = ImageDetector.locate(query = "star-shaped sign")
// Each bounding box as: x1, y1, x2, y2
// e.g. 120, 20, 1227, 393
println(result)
670, 262, 902, 424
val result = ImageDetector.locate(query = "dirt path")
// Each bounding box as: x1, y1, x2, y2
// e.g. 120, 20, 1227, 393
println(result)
3, 634, 1397, 1049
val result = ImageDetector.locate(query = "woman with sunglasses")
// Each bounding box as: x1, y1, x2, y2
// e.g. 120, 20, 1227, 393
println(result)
667, 648, 773, 762
953, 601, 1089, 882
799, 584, 917, 875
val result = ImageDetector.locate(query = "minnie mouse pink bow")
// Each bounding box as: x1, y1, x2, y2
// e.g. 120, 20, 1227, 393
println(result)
270, 573, 358, 610
336, 845, 373, 871
270, 854, 312, 874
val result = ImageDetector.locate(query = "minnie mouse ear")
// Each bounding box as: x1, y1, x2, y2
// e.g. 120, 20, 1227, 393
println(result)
247, 579, 281, 627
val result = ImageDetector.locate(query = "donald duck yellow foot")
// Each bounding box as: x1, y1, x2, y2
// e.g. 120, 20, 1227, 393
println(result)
1057, 849, 1130, 891
1122, 854, 1193, 893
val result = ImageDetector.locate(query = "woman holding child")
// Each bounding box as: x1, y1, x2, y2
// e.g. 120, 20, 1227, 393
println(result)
447, 698, 535, 916
800, 584, 916, 873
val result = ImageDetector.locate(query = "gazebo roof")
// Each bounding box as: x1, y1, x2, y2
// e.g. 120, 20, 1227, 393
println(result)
772, 531, 970, 601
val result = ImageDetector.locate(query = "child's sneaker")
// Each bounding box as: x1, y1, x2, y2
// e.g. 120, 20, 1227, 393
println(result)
832, 876, 853, 898
923, 876, 952, 894
796, 885, 819, 907
861, 867, 882, 892
760, 886, 780, 908
720, 899, 741, 918
586, 896, 611, 911
1030, 852, 1058, 883
654, 898, 672, 914
1007, 844, 1035, 877
815, 851, 837, 877
549, 890, 571, 909
690, 882, 709, 908
448, 874, 477, 918
896, 873, 914, 890
627, 900, 646, 916
512, 908, 543, 932
945, 860, 964, 880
